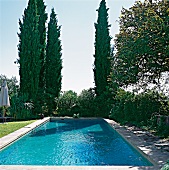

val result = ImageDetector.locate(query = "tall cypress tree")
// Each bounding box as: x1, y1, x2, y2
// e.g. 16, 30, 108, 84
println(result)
36, 0, 47, 91
36, 0, 47, 113
17, 0, 41, 102
46, 8, 62, 113
93, 0, 111, 96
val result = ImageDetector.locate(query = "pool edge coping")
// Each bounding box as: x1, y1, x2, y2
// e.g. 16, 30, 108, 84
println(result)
104, 118, 168, 170
0, 117, 168, 170
0, 117, 50, 150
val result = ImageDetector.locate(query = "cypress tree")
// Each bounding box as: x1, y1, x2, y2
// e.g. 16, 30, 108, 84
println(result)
36, 0, 47, 91
36, 0, 47, 113
46, 8, 62, 114
93, 0, 111, 96
17, 0, 41, 102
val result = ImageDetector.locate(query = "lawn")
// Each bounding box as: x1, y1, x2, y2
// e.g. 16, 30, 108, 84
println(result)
0, 120, 36, 138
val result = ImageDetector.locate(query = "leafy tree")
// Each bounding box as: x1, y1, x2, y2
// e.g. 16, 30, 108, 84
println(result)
114, 0, 169, 88
57, 90, 77, 116
109, 44, 119, 96
78, 88, 96, 116
46, 8, 62, 114
93, 0, 112, 96
17, 0, 41, 103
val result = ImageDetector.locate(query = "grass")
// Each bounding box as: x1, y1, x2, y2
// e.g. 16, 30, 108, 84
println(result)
0, 120, 36, 138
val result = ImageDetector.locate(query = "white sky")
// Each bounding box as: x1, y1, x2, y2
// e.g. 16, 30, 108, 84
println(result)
0, 0, 137, 94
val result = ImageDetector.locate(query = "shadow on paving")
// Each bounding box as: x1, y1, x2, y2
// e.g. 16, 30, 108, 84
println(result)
114, 124, 169, 169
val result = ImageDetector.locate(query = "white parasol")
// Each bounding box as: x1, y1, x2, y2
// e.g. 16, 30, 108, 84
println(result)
0, 81, 10, 117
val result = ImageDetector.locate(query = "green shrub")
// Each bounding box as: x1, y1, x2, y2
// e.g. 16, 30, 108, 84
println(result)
110, 89, 168, 127
161, 160, 169, 170
9, 94, 35, 120
156, 116, 169, 138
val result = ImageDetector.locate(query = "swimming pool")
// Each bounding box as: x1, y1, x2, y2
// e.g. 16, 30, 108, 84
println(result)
0, 118, 153, 166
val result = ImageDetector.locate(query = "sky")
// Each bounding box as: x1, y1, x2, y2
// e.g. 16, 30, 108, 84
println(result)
0, 0, 137, 94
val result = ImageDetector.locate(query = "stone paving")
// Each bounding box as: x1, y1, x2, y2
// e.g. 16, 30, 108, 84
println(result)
0, 118, 168, 170
106, 119, 169, 170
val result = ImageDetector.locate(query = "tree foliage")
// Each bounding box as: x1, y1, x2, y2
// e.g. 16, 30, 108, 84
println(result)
46, 8, 62, 113
17, 0, 41, 102
110, 89, 169, 137
35, 0, 48, 114
9, 94, 34, 120
36, 0, 47, 96
113, 0, 169, 88
77, 88, 96, 117
57, 90, 77, 116
93, 0, 112, 96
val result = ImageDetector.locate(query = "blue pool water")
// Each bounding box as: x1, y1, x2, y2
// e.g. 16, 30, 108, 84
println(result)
0, 118, 152, 166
